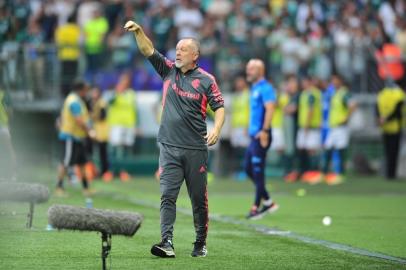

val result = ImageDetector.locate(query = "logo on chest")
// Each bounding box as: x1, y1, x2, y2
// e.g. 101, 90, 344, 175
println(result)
253, 91, 260, 99
172, 83, 201, 100
192, 79, 200, 89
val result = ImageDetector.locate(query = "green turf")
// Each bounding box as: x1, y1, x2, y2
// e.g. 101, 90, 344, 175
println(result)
0, 167, 405, 269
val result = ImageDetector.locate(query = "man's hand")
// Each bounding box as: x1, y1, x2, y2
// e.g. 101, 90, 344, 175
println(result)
124, 20, 154, 56
205, 128, 221, 146
124, 20, 141, 32
379, 117, 386, 126
88, 129, 96, 139
255, 130, 269, 148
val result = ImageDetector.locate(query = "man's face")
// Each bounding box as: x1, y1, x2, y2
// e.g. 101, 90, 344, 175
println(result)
235, 78, 247, 92
246, 62, 259, 83
79, 85, 90, 98
301, 78, 311, 90
175, 39, 198, 69
91, 88, 100, 100
331, 76, 341, 89
287, 78, 298, 94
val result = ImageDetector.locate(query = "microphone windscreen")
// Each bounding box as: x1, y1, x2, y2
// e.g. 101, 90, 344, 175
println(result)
48, 204, 143, 236
0, 182, 49, 203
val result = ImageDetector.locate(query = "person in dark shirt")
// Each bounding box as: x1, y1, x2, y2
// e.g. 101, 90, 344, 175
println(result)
124, 20, 225, 258
376, 84, 405, 180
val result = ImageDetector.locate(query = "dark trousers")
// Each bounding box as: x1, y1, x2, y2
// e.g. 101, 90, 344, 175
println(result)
159, 143, 208, 242
244, 132, 272, 207
98, 142, 109, 174
85, 53, 104, 83
60, 60, 78, 97
383, 133, 401, 179
323, 149, 346, 174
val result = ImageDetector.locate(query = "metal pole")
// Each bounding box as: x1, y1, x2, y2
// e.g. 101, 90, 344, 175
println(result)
101, 233, 111, 270
26, 202, 34, 228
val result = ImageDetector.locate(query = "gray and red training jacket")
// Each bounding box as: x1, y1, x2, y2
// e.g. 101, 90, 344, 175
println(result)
148, 50, 224, 150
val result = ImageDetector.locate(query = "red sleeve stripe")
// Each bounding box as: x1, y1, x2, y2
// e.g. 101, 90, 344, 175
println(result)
165, 58, 174, 68
197, 67, 215, 81
162, 79, 171, 107
200, 94, 207, 120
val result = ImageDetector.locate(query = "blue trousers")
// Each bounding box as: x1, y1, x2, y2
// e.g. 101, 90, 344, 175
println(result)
244, 132, 272, 207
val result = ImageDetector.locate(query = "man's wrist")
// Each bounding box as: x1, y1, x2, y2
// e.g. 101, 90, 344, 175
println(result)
213, 126, 221, 134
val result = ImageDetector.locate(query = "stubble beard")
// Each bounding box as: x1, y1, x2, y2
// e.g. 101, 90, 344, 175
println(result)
175, 61, 183, 68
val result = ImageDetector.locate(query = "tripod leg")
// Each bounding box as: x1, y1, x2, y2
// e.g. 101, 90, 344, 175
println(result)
101, 233, 112, 270
26, 202, 34, 228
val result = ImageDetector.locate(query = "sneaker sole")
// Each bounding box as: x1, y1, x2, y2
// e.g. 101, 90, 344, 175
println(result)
247, 213, 265, 220
151, 246, 175, 258
191, 252, 208, 257
268, 204, 280, 214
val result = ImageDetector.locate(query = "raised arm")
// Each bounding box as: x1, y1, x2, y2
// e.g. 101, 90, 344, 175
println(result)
124, 20, 154, 57
125, 20, 174, 79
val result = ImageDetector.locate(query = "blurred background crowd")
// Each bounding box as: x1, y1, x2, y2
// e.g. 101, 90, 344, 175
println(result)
1, 0, 406, 94
0, 0, 405, 182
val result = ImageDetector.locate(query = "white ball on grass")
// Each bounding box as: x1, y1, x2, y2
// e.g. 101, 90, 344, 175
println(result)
322, 216, 332, 226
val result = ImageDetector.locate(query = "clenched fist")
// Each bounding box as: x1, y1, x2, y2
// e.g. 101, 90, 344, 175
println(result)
124, 20, 141, 32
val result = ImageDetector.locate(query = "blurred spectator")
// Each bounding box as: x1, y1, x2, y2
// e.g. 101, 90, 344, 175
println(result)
149, 4, 174, 54
0, 88, 16, 180
56, 80, 92, 197
227, 5, 249, 53
309, 25, 332, 81
269, 0, 286, 17
107, 72, 137, 182
244, 59, 278, 220
230, 76, 250, 179
296, 76, 322, 184
107, 21, 136, 71
25, 19, 45, 98
53, 0, 75, 26
322, 74, 357, 185
0, 6, 12, 44
251, 7, 273, 59
35, 1, 58, 43
283, 74, 300, 182
90, 86, 112, 182
378, 0, 399, 40
55, 14, 80, 97
12, 0, 31, 33
265, 21, 285, 83
376, 84, 405, 180
375, 42, 405, 88
297, 33, 312, 77
206, 0, 232, 18
199, 17, 219, 71
216, 46, 244, 92
173, 0, 203, 39
77, 0, 101, 29
83, 8, 108, 82
295, 0, 323, 34
351, 26, 370, 92
333, 23, 352, 82
104, 0, 124, 32
270, 81, 289, 171
395, 19, 406, 58
280, 27, 301, 77
1, 0, 406, 94
395, 19, 406, 89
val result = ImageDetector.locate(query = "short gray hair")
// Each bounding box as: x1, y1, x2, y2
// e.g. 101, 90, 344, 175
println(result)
181, 37, 200, 55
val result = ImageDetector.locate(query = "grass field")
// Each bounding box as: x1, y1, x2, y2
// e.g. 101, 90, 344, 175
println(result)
0, 166, 406, 270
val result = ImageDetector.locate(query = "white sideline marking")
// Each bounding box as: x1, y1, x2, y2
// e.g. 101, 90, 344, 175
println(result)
109, 194, 406, 265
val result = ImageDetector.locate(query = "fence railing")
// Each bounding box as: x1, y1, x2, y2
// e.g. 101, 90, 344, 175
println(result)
0, 42, 389, 103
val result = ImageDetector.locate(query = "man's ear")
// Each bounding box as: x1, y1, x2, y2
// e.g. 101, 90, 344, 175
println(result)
193, 52, 199, 62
